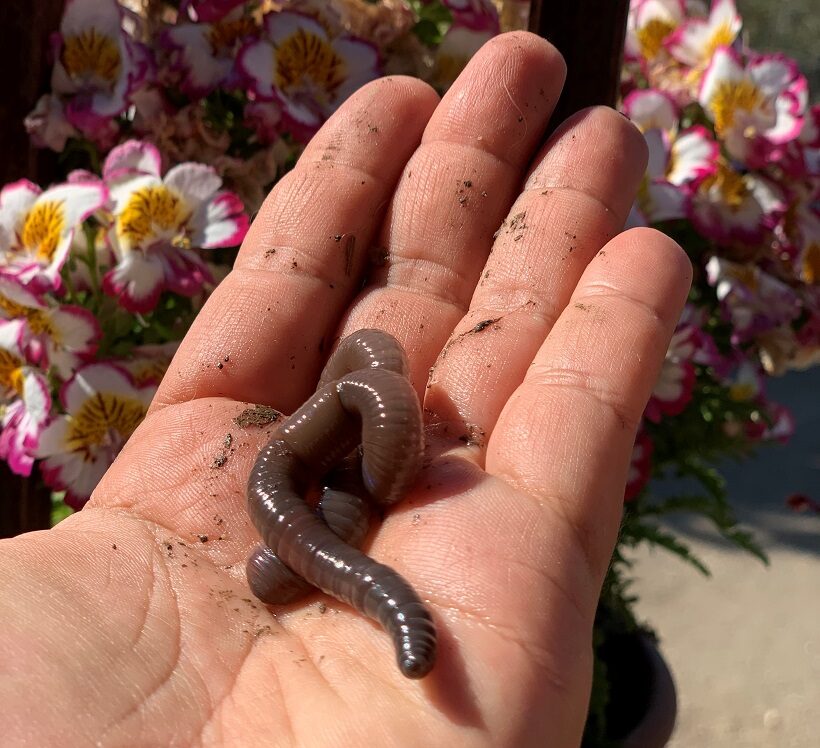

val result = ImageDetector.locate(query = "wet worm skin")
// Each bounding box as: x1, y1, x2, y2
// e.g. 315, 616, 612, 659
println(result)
246, 330, 437, 678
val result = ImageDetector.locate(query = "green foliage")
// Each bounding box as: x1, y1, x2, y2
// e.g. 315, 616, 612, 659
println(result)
408, 0, 453, 47
50, 492, 72, 526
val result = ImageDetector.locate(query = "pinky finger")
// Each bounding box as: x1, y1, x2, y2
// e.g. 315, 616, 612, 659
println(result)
487, 228, 692, 581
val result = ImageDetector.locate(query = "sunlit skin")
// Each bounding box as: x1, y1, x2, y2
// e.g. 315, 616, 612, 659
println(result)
0, 33, 691, 746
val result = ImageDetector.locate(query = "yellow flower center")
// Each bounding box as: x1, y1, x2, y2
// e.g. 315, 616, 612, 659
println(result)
0, 349, 25, 396
208, 16, 256, 55
0, 298, 58, 343
704, 23, 736, 61
66, 393, 146, 459
802, 243, 820, 285
61, 29, 122, 85
700, 161, 748, 208
729, 381, 756, 402
26, 309, 57, 339
709, 78, 761, 136
130, 359, 171, 387
637, 19, 676, 60
117, 185, 189, 249
0, 296, 28, 319
274, 29, 346, 104
21, 201, 65, 262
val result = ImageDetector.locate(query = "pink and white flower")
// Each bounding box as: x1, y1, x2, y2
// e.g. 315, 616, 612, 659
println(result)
121, 341, 180, 387
0, 320, 51, 477
625, 0, 686, 64
699, 47, 807, 166
239, 11, 381, 140
49, 0, 149, 141
163, 7, 259, 97
666, 0, 741, 75
23, 94, 78, 153
0, 179, 107, 292
634, 125, 716, 224
622, 88, 680, 133
442, 0, 500, 34
0, 276, 100, 379
645, 323, 700, 422
689, 160, 784, 245
100, 140, 248, 312
36, 363, 155, 508
706, 256, 802, 343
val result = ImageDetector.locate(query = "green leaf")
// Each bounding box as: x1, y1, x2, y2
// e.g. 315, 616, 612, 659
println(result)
409, 0, 453, 46
638, 524, 712, 576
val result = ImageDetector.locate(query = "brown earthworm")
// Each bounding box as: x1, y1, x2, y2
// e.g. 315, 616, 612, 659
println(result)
246, 330, 437, 678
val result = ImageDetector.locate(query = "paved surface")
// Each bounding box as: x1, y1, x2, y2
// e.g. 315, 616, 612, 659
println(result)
630, 367, 820, 746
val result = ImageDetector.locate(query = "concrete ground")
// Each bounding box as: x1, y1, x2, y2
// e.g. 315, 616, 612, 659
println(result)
630, 367, 820, 746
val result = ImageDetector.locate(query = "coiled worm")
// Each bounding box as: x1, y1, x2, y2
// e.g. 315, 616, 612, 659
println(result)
246, 330, 437, 678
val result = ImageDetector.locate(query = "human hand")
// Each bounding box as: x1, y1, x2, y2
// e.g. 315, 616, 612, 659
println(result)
0, 32, 691, 747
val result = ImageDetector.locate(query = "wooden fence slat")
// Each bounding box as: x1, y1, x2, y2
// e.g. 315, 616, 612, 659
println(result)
529, 0, 631, 127
0, 0, 64, 536
0, 0, 63, 187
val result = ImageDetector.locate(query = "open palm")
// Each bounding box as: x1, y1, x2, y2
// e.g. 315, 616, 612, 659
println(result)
0, 33, 691, 747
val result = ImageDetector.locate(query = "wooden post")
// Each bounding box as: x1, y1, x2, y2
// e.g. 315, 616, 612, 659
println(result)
0, 466, 51, 539
0, 0, 63, 187
529, 0, 630, 126
0, 0, 64, 536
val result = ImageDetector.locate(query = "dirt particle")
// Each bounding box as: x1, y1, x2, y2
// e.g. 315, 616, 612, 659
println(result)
211, 453, 228, 468
458, 195, 468, 206
254, 625, 274, 638
509, 211, 527, 231
463, 179, 472, 188
318, 602, 327, 614
458, 423, 486, 447
412, 513, 421, 525
574, 302, 590, 312
368, 123, 378, 133
342, 233, 355, 276
216, 362, 223, 370
112, 543, 117, 550
333, 234, 342, 242
481, 190, 488, 197
472, 318, 499, 333
197, 534, 209, 543
224, 355, 230, 362
234, 405, 281, 428
223, 433, 232, 449
264, 248, 276, 257
291, 260, 298, 269
369, 245, 389, 266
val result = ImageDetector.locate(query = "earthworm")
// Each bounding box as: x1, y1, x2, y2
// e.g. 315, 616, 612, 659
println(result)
246, 330, 437, 678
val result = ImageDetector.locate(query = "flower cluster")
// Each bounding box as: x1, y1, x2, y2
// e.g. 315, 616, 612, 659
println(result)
622, 0, 819, 503
6, 0, 491, 507
0, 139, 247, 507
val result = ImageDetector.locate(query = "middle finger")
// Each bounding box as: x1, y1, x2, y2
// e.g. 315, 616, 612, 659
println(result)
338, 32, 567, 390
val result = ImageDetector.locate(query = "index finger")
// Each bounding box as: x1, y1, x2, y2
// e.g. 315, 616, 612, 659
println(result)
150, 77, 439, 415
